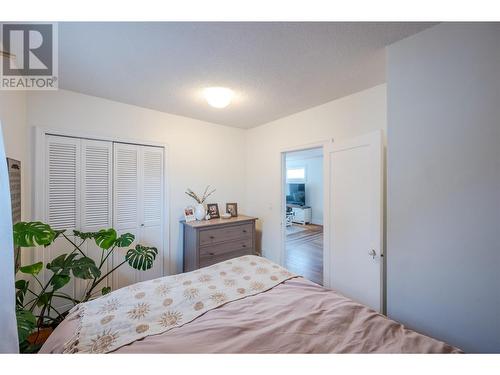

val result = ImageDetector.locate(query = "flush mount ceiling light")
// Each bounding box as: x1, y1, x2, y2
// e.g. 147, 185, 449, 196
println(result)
203, 87, 234, 109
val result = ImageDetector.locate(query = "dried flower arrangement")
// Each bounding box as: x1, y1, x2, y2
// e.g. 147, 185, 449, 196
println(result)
185, 185, 216, 204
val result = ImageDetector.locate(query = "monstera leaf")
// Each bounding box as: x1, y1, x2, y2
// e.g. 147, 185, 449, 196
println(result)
36, 292, 52, 308
50, 275, 71, 290
126, 245, 158, 271
16, 309, 36, 343
47, 229, 66, 247
13, 221, 55, 248
15, 280, 29, 307
94, 229, 117, 250
19, 262, 43, 276
115, 232, 135, 247
46, 253, 78, 275
73, 230, 97, 240
70, 257, 101, 279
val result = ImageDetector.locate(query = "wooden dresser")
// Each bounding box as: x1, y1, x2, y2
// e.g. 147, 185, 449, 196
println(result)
182, 215, 258, 272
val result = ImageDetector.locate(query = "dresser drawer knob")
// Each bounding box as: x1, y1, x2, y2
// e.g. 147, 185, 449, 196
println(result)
209, 252, 215, 256
242, 230, 247, 233
209, 235, 215, 239
242, 244, 246, 248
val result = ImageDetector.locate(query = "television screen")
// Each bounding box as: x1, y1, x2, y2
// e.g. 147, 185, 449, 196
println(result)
286, 183, 305, 205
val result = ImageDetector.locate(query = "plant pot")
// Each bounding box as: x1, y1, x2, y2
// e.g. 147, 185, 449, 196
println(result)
194, 203, 206, 221
27, 327, 54, 346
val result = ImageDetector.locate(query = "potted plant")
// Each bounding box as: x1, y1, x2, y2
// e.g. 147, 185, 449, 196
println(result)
14, 221, 158, 353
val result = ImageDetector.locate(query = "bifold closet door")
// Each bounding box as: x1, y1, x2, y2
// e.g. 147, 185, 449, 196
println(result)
44, 136, 113, 308
113, 143, 164, 289
113, 143, 141, 289
138, 145, 164, 282
44, 135, 81, 311
43, 136, 164, 300
79, 139, 113, 297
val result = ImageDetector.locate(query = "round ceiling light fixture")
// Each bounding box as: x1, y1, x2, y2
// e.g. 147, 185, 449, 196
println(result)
203, 87, 234, 109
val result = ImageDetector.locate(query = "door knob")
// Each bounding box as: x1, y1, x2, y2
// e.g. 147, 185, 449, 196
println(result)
368, 249, 376, 259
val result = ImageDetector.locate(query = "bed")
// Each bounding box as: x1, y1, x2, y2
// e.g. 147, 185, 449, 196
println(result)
40, 255, 461, 354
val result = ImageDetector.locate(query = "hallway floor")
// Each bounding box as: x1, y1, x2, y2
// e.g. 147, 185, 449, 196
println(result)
285, 224, 323, 285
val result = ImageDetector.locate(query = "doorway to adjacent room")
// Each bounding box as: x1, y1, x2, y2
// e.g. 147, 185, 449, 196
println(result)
282, 147, 324, 285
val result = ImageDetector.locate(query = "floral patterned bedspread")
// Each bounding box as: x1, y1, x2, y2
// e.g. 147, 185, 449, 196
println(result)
63, 255, 296, 353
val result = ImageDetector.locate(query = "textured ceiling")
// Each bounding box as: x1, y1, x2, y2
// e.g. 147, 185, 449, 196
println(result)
59, 22, 435, 128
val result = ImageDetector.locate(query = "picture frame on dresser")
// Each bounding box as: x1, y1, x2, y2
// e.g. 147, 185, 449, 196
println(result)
226, 202, 238, 217
207, 203, 220, 219
184, 206, 196, 222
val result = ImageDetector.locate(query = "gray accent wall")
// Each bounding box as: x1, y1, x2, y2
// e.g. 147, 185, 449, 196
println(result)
387, 23, 500, 353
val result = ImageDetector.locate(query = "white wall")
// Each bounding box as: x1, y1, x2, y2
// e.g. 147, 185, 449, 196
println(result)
20, 89, 247, 274
286, 155, 323, 224
387, 23, 500, 353
0, 91, 31, 268
0, 91, 29, 220
245, 84, 387, 263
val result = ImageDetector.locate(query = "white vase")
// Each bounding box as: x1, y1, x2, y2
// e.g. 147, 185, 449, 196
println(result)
194, 203, 206, 221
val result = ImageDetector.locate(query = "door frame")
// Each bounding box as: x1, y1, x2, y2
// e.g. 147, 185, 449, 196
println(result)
33, 127, 171, 280
279, 139, 332, 286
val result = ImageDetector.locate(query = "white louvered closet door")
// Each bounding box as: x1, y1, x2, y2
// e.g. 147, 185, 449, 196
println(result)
79, 139, 113, 297
44, 135, 81, 311
113, 143, 165, 287
138, 145, 164, 282
42, 135, 165, 296
113, 143, 141, 289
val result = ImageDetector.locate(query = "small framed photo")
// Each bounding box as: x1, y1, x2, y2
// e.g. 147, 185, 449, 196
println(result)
184, 206, 196, 222
207, 203, 220, 219
226, 202, 238, 217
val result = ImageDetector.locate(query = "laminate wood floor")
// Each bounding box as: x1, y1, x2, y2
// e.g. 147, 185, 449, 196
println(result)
285, 224, 323, 285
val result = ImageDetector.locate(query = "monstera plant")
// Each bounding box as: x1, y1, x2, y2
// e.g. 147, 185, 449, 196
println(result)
13, 221, 158, 353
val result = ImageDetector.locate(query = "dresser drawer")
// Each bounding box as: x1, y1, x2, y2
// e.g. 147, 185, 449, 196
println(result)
200, 248, 254, 268
199, 223, 253, 246
200, 237, 252, 257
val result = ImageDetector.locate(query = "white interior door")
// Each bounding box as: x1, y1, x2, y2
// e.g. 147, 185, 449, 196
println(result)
327, 130, 383, 312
